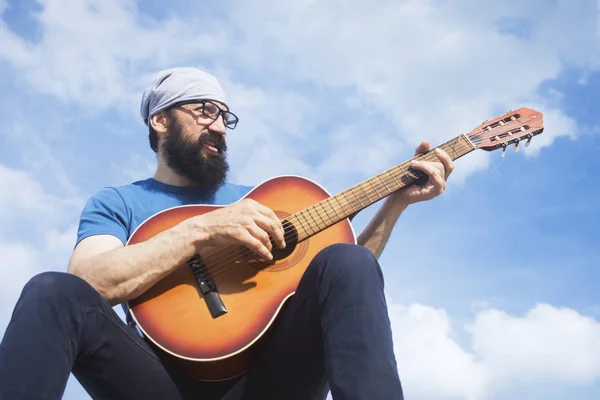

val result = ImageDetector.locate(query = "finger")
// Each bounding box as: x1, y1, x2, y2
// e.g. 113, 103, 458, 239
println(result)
240, 225, 274, 260
414, 140, 430, 156
237, 199, 285, 247
253, 213, 286, 249
410, 160, 446, 194
247, 220, 274, 251
229, 227, 272, 260
434, 148, 454, 179
253, 204, 286, 248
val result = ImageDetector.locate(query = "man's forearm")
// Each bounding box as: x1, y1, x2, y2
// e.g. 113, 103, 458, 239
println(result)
72, 223, 199, 306
357, 195, 408, 258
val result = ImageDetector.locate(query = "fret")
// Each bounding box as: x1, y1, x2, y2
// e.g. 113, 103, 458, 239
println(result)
289, 215, 311, 242
306, 206, 324, 230
324, 198, 344, 221
387, 170, 402, 189
309, 204, 326, 227
358, 184, 374, 202
460, 133, 476, 150
291, 214, 310, 238
398, 164, 412, 183
348, 187, 365, 208
333, 194, 354, 219
447, 137, 460, 158
367, 178, 384, 198
298, 210, 316, 235
317, 201, 335, 225
340, 192, 357, 212
377, 174, 392, 193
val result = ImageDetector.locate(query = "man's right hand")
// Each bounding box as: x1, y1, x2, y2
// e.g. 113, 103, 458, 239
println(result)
187, 198, 286, 260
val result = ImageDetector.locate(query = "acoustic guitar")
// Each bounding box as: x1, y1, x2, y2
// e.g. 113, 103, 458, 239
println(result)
126, 107, 544, 381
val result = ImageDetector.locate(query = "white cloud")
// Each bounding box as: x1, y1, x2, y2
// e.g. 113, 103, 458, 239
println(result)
5, 119, 82, 196
470, 304, 600, 386
391, 304, 488, 400
0, 164, 80, 332
0, 241, 41, 288
0, 0, 226, 114
315, 123, 409, 188
522, 104, 579, 156
0, 231, 75, 333
214, 76, 320, 185
0, 241, 43, 332
112, 152, 157, 185
390, 302, 600, 399
0, 164, 80, 234
3, 0, 595, 186
224, 0, 597, 180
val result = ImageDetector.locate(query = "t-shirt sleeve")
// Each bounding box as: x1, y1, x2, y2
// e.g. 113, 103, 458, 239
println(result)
75, 187, 130, 247
237, 184, 255, 198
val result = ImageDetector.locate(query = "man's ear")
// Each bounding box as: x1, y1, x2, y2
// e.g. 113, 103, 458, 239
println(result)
149, 111, 169, 134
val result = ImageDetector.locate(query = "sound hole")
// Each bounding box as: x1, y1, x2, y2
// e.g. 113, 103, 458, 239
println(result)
251, 212, 309, 272
271, 219, 299, 260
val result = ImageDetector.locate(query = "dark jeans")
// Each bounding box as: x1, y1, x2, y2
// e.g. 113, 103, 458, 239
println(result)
0, 243, 403, 400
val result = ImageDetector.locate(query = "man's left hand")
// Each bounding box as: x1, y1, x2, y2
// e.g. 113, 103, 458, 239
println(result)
391, 141, 454, 206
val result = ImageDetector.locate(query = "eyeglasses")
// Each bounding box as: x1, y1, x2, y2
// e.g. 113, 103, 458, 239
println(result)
181, 100, 239, 129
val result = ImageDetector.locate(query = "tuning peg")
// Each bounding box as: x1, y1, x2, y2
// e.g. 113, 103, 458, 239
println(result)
513, 141, 520, 152
525, 137, 532, 147
501, 145, 507, 158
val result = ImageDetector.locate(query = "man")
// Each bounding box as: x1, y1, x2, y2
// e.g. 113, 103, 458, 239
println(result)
0, 67, 453, 400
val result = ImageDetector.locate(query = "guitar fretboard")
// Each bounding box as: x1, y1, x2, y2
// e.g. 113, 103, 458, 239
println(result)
286, 134, 476, 241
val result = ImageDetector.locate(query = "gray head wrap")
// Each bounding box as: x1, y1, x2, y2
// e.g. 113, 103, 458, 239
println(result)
140, 67, 228, 126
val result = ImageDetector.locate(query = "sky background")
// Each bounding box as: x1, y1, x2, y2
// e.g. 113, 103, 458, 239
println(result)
1, 0, 599, 399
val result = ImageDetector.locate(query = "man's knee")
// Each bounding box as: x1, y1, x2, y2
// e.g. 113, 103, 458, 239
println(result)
21, 271, 99, 307
312, 243, 385, 287
316, 242, 375, 263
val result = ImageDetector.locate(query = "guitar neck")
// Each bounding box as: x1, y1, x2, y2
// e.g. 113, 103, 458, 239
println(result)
287, 134, 476, 241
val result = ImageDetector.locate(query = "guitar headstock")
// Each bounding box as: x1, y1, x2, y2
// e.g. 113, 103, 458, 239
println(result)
467, 107, 544, 156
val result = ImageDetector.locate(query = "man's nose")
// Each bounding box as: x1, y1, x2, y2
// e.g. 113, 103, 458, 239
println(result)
209, 114, 227, 136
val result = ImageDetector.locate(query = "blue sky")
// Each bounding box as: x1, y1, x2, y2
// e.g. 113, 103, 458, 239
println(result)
1, 0, 599, 399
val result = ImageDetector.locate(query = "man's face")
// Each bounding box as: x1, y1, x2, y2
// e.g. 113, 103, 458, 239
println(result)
161, 101, 230, 194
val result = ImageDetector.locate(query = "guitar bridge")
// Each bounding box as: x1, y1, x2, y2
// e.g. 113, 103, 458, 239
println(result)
188, 255, 228, 319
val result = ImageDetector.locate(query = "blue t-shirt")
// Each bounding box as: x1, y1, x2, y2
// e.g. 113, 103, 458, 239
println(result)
76, 178, 254, 247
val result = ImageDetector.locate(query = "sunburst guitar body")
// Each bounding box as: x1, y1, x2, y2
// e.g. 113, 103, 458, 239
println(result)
126, 176, 355, 381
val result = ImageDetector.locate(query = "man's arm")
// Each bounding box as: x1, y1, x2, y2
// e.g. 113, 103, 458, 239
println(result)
68, 198, 286, 306
356, 195, 408, 259
68, 225, 199, 306
357, 141, 454, 258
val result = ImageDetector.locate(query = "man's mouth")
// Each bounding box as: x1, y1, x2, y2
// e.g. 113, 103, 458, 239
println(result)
203, 143, 219, 153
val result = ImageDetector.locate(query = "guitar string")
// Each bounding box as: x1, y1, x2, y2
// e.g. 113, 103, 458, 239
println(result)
192, 126, 532, 280
193, 141, 474, 281
191, 120, 538, 282
190, 141, 475, 282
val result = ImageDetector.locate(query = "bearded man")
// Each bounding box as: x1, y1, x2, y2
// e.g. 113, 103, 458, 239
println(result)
0, 67, 453, 400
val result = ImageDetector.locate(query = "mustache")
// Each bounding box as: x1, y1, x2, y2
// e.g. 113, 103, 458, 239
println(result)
197, 131, 227, 152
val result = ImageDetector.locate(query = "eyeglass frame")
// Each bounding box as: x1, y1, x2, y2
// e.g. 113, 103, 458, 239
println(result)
172, 99, 239, 129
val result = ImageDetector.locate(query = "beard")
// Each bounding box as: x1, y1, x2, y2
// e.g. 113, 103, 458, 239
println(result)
162, 116, 229, 197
